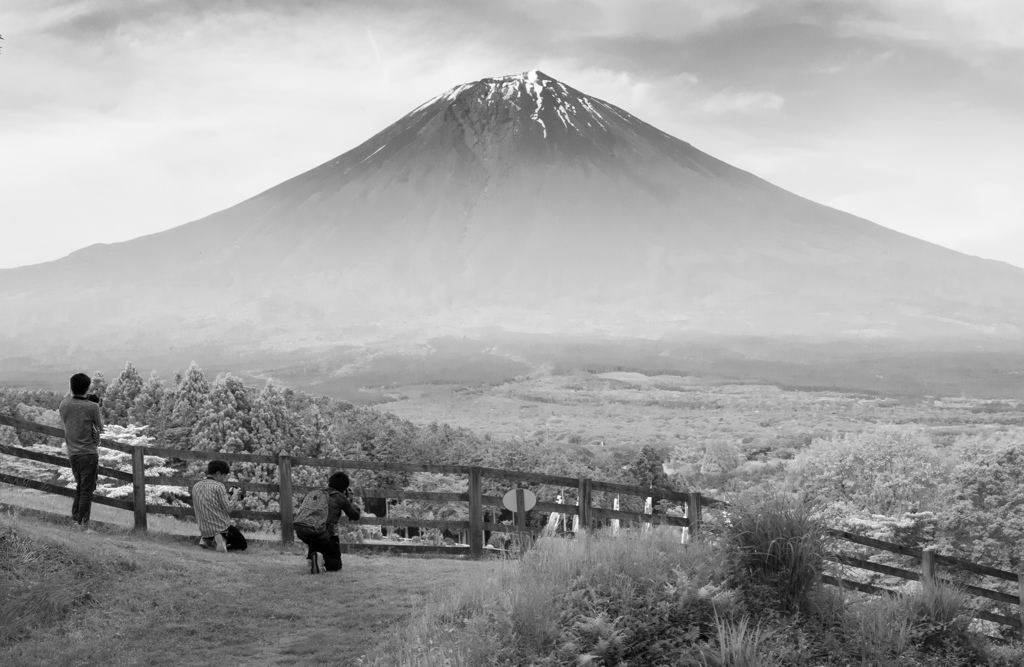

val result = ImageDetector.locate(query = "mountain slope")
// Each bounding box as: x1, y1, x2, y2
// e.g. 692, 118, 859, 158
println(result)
3, 70, 1024, 357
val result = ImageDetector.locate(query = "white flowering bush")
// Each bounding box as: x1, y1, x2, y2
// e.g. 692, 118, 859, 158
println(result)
49, 424, 191, 507
2, 436, 72, 485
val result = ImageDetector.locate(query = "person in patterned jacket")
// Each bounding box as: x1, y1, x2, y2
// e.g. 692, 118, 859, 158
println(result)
191, 460, 247, 551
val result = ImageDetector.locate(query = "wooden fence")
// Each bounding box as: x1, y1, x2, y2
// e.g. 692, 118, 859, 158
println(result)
2, 412, 1023, 629
821, 528, 1024, 631
0, 415, 703, 558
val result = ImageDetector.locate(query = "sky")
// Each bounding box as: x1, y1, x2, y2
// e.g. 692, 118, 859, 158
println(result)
1, 0, 1022, 270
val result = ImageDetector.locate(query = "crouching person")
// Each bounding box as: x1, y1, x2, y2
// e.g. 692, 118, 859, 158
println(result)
192, 460, 247, 552
293, 471, 361, 573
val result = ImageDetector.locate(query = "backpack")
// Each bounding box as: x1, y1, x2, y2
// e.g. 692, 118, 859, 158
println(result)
293, 488, 330, 533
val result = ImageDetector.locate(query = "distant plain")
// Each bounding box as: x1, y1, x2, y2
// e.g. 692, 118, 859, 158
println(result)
5, 332, 1023, 459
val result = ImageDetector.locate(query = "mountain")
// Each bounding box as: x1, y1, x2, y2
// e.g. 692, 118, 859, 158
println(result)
3, 69, 1024, 361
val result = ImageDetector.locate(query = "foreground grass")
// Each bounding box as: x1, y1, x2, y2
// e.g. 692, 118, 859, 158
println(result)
6, 497, 1024, 666
362, 524, 1024, 667
362, 528, 734, 666
0, 508, 492, 667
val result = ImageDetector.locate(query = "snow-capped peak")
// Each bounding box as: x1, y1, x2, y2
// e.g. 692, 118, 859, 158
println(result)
409, 70, 626, 141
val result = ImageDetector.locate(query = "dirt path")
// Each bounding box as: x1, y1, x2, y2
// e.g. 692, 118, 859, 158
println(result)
1, 512, 495, 667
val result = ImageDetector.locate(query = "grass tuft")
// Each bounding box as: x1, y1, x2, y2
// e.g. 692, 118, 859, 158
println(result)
724, 492, 827, 614
698, 614, 781, 667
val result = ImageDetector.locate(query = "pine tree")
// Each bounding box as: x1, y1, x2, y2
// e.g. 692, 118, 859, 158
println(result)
625, 445, 673, 490
104, 362, 145, 425
129, 371, 168, 439
250, 381, 299, 455
166, 362, 211, 449
88, 371, 108, 401
192, 374, 255, 454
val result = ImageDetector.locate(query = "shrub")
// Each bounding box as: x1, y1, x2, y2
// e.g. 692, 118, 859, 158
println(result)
841, 593, 912, 665
899, 581, 979, 658
724, 492, 827, 614
838, 581, 987, 666
787, 428, 950, 516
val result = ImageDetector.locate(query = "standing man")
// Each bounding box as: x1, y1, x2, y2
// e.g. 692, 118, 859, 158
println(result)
58, 372, 104, 532
191, 460, 248, 551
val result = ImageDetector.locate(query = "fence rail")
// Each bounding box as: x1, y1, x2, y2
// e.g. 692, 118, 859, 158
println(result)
819, 526, 1024, 630
3, 412, 1023, 629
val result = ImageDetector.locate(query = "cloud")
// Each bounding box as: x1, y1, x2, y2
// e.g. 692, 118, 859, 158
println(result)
835, 0, 1024, 59
698, 90, 784, 114
583, 0, 763, 39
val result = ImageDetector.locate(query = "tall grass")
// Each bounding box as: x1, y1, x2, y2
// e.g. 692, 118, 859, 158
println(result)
842, 592, 913, 665
840, 580, 975, 665
724, 492, 827, 613
362, 527, 734, 666
699, 615, 780, 667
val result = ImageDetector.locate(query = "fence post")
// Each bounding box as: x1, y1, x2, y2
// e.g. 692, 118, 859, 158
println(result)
1018, 572, 1024, 632
577, 477, 592, 532
468, 466, 483, 558
278, 454, 294, 544
131, 445, 147, 532
515, 488, 527, 533
922, 548, 936, 587
687, 492, 702, 539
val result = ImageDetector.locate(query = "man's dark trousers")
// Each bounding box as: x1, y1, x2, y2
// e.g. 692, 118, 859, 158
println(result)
295, 526, 342, 571
69, 453, 99, 524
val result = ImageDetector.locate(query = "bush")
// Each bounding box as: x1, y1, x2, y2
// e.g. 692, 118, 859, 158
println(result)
837, 580, 990, 666
787, 428, 949, 516
841, 592, 912, 665
724, 492, 828, 614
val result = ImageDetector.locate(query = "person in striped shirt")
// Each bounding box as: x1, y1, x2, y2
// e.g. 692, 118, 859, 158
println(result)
192, 460, 247, 552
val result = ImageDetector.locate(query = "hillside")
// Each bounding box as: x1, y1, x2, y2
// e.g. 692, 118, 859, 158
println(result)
3, 71, 1024, 363
0, 508, 489, 667
4, 502, 1022, 667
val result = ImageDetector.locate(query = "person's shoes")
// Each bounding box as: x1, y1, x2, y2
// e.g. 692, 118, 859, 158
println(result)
214, 533, 228, 553
309, 554, 320, 574
81, 521, 95, 534
199, 537, 216, 550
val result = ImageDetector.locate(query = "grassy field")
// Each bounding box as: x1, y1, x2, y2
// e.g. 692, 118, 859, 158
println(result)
0, 503, 493, 667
